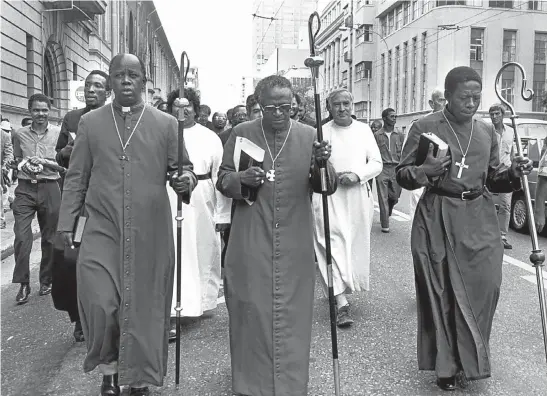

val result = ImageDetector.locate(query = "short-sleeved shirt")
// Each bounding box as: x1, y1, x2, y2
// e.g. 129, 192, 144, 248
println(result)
13, 123, 61, 180
496, 125, 514, 167
538, 141, 547, 178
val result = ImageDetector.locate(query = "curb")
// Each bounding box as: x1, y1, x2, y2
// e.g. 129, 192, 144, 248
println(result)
1, 230, 41, 260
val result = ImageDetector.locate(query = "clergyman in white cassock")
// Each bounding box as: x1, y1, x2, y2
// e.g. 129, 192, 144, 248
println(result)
313, 88, 382, 327
166, 89, 231, 320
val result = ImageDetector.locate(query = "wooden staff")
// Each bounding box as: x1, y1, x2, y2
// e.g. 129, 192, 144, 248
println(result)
494, 62, 547, 365
304, 11, 341, 395
175, 50, 190, 385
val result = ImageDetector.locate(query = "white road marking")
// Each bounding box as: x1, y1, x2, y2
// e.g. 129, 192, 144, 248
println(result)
503, 255, 547, 278
373, 202, 410, 222
217, 295, 225, 305
520, 275, 547, 288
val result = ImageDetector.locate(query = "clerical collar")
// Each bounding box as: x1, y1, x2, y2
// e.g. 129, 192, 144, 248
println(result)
112, 100, 145, 115
443, 106, 475, 125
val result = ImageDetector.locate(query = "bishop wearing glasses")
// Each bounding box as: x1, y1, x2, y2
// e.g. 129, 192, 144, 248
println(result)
216, 75, 338, 396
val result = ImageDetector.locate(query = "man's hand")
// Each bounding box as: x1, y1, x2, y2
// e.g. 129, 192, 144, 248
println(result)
339, 172, 360, 186
510, 155, 533, 178
215, 223, 230, 232
535, 212, 546, 233
171, 172, 195, 195
61, 231, 75, 249
240, 166, 265, 188
420, 143, 452, 178
312, 140, 332, 164
28, 156, 45, 166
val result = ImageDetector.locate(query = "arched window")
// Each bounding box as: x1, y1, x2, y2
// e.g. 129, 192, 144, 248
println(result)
129, 11, 134, 54
43, 49, 55, 105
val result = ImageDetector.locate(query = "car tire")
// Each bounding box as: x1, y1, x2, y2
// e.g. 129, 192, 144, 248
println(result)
510, 194, 528, 233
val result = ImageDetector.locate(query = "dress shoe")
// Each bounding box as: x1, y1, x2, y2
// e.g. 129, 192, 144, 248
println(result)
39, 283, 52, 296
100, 374, 120, 396
15, 283, 31, 304
336, 304, 354, 328
381, 227, 390, 233
169, 328, 177, 343
129, 386, 150, 396
73, 320, 85, 342
502, 238, 513, 249
436, 376, 456, 391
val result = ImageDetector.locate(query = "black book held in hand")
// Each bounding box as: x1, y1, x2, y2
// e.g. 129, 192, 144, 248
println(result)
73, 216, 87, 247
238, 152, 263, 202
415, 132, 449, 166
233, 137, 266, 205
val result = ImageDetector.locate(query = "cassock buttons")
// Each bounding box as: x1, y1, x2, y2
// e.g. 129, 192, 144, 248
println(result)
275, 223, 279, 228
126, 238, 130, 242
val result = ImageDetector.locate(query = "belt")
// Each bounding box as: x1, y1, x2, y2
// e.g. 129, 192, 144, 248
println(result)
20, 178, 58, 184
429, 186, 485, 201
196, 172, 211, 181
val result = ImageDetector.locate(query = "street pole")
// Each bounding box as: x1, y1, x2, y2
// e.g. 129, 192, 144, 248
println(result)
367, 70, 371, 124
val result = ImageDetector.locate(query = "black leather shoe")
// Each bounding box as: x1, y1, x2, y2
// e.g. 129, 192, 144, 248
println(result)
73, 321, 85, 342
39, 283, 52, 296
100, 374, 120, 396
436, 377, 456, 391
336, 304, 354, 328
15, 283, 31, 304
129, 386, 150, 396
169, 328, 177, 343
502, 238, 513, 249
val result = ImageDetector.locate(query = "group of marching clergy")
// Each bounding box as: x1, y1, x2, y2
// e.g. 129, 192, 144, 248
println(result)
56, 52, 533, 396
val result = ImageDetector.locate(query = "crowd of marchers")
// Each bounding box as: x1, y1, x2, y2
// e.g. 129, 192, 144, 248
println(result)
0, 52, 539, 396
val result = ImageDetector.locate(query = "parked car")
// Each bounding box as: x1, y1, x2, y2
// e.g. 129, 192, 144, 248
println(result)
485, 118, 547, 234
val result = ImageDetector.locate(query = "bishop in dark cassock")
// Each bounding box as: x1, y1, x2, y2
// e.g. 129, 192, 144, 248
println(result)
396, 66, 532, 391
217, 75, 337, 396
57, 54, 197, 396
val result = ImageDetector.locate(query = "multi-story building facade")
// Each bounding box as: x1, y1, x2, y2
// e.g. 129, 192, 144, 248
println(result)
1, 0, 179, 125
317, 0, 547, 127
252, 0, 320, 73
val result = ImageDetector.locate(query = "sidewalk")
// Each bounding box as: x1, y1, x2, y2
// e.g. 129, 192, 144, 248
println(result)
1, 210, 40, 260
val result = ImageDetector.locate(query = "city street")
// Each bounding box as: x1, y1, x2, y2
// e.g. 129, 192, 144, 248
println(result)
2, 190, 547, 396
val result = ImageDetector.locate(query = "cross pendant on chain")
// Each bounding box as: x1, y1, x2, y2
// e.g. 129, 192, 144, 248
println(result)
455, 156, 469, 179
266, 169, 276, 182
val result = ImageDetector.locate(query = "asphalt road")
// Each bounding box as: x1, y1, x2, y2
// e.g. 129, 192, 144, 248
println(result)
2, 189, 547, 395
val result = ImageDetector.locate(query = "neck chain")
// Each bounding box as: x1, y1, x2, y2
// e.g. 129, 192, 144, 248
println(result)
111, 103, 146, 164
442, 110, 474, 179
260, 119, 292, 181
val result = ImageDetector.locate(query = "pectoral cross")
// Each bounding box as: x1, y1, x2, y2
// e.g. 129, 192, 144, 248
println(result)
266, 169, 276, 182
455, 156, 469, 179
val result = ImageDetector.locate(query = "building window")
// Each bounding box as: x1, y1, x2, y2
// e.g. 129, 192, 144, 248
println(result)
421, 33, 427, 110
388, 50, 392, 107
395, 46, 400, 112
356, 24, 373, 44
412, 0, 419, 19
470, 28, 484, 79
381, 17, 387, 38
342, 70, 348, 87
396, 5, 403, 30
355, 61, 372, 80
73, 62, 78, 81
388, 12, 394, 35
529, 1, 547, 10
412, 37, 418, 112
128, 11, 134, 54
436, 1, 466, 5
404, 2, 410, 25
43, 49, 55, 105
355, 101, 371, 119
381, 53, 386, 110
501, 30, 517, 104
422, 0, 432, 13
342, 38, 349, 54
403, 42, 409, 113
533, 32, 547, 112
489, 1, 513, 7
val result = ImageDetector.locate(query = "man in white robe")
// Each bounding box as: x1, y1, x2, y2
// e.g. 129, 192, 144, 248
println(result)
165, 88, 231, 336
313, 88, 382, 327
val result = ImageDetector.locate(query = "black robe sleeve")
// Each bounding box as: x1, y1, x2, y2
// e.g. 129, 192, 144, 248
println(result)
396, 119, 434, 190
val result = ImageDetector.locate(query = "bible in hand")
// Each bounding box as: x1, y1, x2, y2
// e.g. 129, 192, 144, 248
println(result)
233, 137, 265, 205
73, 216, 87, 247
415, 132, 449, 166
